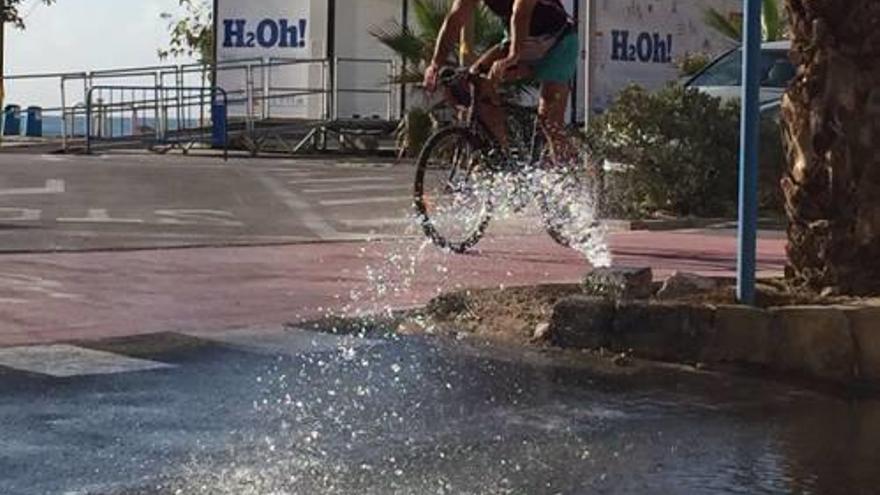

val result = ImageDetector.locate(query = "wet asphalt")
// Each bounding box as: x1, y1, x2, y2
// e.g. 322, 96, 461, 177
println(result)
1, 326, 878, 495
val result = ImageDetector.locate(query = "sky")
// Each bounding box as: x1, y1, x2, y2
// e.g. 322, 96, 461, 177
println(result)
5, 0, 196, 107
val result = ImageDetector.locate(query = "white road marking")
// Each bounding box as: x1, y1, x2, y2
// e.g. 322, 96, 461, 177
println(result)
340, 217, 415, 228
0, 179, 65, 196
303, 184, 410, 194
58, 209, 145, 224
319, 196, 412, 207
0, 208, 41, 221
291, 176, 394, 185
0, 345, 174, 378
155, 209, 244, 227
40, 154, 68, 162
255, 174, 339, 239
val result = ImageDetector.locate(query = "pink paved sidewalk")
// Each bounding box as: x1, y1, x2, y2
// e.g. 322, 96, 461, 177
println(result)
0, 231, 786, 347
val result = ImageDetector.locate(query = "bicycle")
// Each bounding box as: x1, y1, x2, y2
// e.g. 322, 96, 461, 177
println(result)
413, 67, 604, 254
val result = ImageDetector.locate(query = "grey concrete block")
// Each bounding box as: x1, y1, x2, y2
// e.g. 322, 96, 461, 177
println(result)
612, 301, 715, 362
549, 296, 615, 349
771, 306, 856, 382
842, 306, 880, 381
702, 305, 774, 366
583, 266, 653, 300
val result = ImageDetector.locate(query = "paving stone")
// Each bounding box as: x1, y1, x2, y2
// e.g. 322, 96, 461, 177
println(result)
771, 306, 856, 382
549, 296, 615, 349
842, 306, 880, 381
702, 305, 774, 366
656, 272, 722, 300
612, 301, 715, 362
583, 266, 653, 300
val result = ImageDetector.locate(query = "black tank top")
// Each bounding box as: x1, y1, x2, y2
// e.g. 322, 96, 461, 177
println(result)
482, 0, 570, 37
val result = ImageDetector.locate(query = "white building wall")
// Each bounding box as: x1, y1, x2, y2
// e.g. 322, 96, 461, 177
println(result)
215, 0, 743, 122
333, 0, 402, 120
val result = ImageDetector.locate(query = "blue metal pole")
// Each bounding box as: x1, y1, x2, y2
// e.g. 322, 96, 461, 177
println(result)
737, 0, 763, 304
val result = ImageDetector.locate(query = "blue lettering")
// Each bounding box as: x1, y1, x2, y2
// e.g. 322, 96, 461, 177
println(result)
222, 18, 308, 49
611, 30, 674, 64
636, 33, 653, 62
257, 19, 280, 48
652, 33, 674, 63
611, 30, 629, 61
223, 19, 247, 48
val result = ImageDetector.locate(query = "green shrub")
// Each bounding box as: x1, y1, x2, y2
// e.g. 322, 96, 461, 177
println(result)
587, 84, 785, 219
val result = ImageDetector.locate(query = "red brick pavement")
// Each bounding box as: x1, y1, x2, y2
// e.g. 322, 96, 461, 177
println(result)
0, 231, 786, 347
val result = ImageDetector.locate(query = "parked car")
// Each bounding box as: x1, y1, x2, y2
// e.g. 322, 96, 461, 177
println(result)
685, 41, 795, 119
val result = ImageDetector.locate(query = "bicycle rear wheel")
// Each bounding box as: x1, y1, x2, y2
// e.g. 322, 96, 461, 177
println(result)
414, 127, 494, 253
536, 142, 605, 249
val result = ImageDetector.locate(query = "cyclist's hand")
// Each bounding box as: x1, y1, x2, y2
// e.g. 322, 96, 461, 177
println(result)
424, 63, 441, 93
489, 56, 517, 83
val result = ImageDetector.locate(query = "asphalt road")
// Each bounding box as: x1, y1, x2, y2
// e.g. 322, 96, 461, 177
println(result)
1, 326, 878, 495
0, 152, 429, 251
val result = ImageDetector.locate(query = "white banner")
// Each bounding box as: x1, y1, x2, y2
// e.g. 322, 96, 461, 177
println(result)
216, 0, 326, 119
588, 0, 741, 113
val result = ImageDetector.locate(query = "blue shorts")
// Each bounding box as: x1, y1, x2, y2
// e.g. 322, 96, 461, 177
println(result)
502, 31, 579, 83
531, 32, 579, 83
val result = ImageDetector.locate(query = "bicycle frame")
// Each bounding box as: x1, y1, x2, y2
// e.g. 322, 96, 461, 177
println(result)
439, 68, 544, 164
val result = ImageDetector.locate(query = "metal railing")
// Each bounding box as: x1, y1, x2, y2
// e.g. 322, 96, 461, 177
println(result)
85, 85, 228, 159
6, 56, 400, 154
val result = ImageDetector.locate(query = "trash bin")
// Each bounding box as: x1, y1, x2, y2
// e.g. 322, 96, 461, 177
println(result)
3, 105, 22, 136
25, 106, 43, 137
211, 97, 228, 148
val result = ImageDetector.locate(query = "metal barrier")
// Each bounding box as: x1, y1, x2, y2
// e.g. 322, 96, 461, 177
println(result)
85, 85, 228, 159
7, 56, 400, 156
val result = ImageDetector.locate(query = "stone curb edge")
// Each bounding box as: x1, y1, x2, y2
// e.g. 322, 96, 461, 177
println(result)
549, 296, 880, 387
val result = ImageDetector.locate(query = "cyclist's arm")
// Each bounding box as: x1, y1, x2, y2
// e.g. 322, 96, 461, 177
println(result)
430, 0, 477, 67
488, 0, 537, 81
508, 0, 538, 62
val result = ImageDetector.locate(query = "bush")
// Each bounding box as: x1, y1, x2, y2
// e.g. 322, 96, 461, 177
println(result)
587, 84, 785, 219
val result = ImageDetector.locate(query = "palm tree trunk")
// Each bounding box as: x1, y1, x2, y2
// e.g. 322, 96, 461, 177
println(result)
781, 0, 880, 295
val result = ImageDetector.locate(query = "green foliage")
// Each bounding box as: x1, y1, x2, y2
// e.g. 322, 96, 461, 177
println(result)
2, 0, 57, 28
396, 108, 435, 158
677, 52, 712, 77
159, 0, 214, 63
587, 85, 785, 218
369, 0, 506, 84
704, 0, 786, 42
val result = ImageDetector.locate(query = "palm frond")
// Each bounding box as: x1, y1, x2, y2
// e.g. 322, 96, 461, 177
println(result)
411, 0, 450, 43
704, 8, 742, 42
370, 22, 429, 63
762, 0, 784, 41
473, 5, 507, 51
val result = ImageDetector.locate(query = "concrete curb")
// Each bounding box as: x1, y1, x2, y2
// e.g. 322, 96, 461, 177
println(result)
549, 297, 880, 387
603, 217, 786, 232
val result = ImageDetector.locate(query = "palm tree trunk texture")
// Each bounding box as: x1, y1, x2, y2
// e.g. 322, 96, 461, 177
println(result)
781, 0, 880, 295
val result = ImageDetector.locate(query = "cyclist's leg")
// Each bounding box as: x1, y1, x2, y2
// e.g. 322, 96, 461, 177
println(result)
471, 43, 532, 151
538, 82, 577, 166
532, 31, 580, 166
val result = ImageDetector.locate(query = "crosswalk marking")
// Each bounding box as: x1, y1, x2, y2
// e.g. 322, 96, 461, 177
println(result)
58, 209, 145, 225
319, 196, 412, 207
0, 179, 65, 196
303, 184, 410, 195
0, 345, 174, 378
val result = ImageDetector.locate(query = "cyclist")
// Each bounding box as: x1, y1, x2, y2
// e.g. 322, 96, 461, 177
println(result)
423, 0, 579, 165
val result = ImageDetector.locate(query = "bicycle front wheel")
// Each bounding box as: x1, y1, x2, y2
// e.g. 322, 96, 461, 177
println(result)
414, 127, 494, 254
